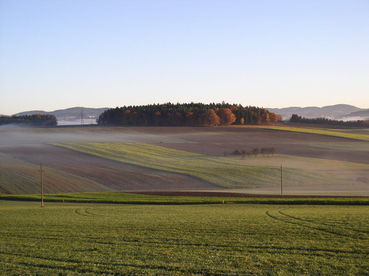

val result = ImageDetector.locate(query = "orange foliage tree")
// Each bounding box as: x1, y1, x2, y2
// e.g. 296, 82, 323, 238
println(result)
217, 108, 236, 125
202, 109, 221, 126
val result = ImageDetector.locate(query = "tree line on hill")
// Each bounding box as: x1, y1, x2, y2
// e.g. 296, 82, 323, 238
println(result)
0, 114, 57, 127
290, 114, 369, 128
98, 103, 281, 126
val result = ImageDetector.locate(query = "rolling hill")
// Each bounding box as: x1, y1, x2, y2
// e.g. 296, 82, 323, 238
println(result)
0, 126, 368, 195
268, 104, 362, 120
341, 109, 369, 121
14, 107, 109, 124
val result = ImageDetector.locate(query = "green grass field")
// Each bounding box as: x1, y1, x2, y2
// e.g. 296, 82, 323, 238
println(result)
256, 126, 369, 142
0, 200, 368, 275
55, 142, 359, 190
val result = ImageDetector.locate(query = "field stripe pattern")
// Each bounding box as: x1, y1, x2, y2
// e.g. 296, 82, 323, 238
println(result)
0, 202, 368, 275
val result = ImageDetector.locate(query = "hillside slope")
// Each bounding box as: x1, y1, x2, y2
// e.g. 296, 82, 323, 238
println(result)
15, 107, 109, 122
56, 142, 368, 192
342, 109, 369, 120
269, 104, 361, 120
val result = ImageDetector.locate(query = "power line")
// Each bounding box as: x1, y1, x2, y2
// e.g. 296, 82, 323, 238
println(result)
39, 164, 44, 207
81, 108, 84, 126
280, 164, 283, 196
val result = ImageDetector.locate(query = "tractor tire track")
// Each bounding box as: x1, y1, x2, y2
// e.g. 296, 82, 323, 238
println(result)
73, 208, 90, 217
278, 210, 369, 238
265, 210, 366, 240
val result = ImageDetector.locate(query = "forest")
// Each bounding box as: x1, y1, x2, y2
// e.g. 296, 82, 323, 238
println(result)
290, 114, 369, 127
97, 103, 281, 126
0, 114, 57, 127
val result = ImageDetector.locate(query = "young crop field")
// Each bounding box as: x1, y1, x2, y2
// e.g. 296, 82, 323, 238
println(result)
0, 200, 368, 275
255, 126, 369, 142
55, 142, 369, 192
55, 142, 282, 189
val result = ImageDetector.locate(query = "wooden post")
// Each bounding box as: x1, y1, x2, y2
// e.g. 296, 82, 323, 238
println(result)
81, 108, 84, 126
39, 164, 44, 207
280, 164, 283, 196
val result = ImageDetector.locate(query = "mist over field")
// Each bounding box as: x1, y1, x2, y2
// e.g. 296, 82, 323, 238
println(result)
342, 116, 369, 122
0, 125, 368, 195
0, 126, 175, 145
57, 118, 98, 126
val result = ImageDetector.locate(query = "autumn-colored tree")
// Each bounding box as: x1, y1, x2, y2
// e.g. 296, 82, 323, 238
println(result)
202, 109, 221, 126
262, 112, 270, 123
97, 103, 282, 126
217, 108, 236, 125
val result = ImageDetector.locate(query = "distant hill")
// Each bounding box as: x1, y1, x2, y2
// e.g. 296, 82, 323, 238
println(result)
15, 107, 109, 125
268, 104, 362, 120
341, 109, 369, 121
15, 110, 47, 116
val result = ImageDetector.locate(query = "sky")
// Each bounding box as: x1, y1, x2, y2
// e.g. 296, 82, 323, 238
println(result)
1, 0, 369, 115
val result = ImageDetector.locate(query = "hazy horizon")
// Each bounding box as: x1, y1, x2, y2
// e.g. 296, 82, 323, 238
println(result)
1, 0, 368, 115
1, 102, 368, 116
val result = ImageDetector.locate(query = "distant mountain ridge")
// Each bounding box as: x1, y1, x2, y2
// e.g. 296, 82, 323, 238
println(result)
15, 107, 109, 124
268, 104, 368, 121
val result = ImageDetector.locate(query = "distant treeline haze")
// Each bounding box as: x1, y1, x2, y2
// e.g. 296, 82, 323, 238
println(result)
98, 103, 281, 126
290, 114, 369, 127
0, 114, 57, 127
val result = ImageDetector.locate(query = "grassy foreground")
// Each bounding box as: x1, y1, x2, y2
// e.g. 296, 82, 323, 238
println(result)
0, 201, 368, 275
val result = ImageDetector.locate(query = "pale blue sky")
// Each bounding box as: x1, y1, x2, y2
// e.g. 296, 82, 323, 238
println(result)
1, 0, 368, 115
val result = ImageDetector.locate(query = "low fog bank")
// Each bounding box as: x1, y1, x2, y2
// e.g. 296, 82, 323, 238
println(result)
57, 119, 98, 126
341, 116, 369, 122
0, 126, 188, 147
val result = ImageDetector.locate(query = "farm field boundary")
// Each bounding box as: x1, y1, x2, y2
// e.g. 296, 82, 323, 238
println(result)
1, 192, 369, 205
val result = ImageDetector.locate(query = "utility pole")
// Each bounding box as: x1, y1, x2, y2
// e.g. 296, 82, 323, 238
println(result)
39, 164, 44, 207
81, 108, 84, 126
280, 164, 283, 196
